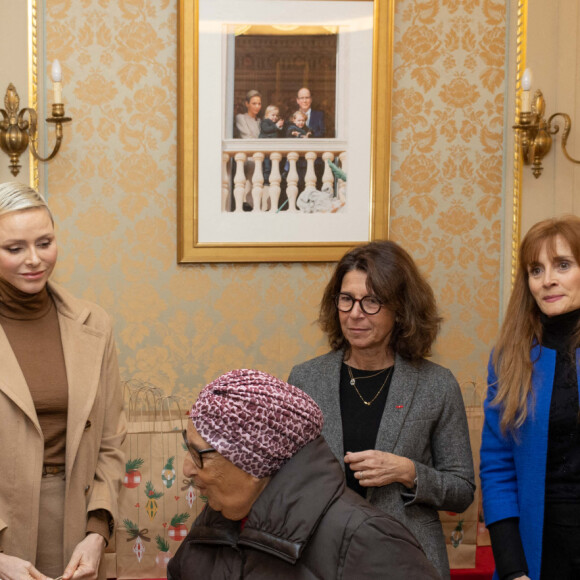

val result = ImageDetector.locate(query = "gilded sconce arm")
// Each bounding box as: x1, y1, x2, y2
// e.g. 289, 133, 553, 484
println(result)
548, 112, 580, 166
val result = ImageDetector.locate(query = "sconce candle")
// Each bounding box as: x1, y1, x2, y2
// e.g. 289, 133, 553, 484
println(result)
513, 65, 580, 178
521, 68, 532, 113
51, 59, 62, 104
0, 75, 71, 176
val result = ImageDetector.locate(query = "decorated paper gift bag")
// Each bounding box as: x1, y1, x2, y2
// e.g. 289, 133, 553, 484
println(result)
109, 383, 206, 579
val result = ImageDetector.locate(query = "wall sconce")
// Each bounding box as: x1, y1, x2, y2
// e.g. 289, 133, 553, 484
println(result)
0, 60, 71, 177
513, 68, 580, 178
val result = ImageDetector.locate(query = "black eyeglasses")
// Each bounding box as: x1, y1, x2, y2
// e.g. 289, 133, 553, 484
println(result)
334, 293, 383, 315
182, 429, 216, 469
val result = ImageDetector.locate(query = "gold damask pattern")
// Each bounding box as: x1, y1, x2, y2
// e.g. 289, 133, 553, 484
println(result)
46, 0, 505, 402
390, 0, 505, 398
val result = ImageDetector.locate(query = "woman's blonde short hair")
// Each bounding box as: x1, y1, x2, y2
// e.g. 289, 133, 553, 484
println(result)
0, 181, 53, 221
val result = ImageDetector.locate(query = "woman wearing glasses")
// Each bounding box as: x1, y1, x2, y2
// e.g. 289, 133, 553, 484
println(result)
169, 369, 439, 579
288, 240, 475, 579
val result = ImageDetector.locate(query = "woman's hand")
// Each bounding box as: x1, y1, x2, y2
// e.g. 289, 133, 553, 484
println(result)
0, 553, 48, 580
62, 533, 105, 580
345, 449, 416, 489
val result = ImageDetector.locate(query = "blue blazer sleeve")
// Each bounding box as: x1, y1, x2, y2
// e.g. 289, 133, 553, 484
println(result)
479, 355, 520, 526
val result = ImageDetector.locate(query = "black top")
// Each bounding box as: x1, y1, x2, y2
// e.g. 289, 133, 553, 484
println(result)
541, 309, 580, 502
489, 308, 580, 580
339, 363, 393, 498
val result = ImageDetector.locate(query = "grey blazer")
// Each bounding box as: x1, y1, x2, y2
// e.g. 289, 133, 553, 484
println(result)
288, 350, 475, 580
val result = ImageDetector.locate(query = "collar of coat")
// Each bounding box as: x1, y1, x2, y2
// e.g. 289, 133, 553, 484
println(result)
47, 281, 93, 324
188, 436, 344, 564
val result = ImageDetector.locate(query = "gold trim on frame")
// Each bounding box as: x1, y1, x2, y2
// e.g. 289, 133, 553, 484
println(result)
178, 0, 394, 263
28, 0, 39, 189
511, 0, 527, 285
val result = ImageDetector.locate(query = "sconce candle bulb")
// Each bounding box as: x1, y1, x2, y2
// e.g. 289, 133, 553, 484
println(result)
51, 59, 62, 104
521, 68, 532, 91
521, 68, 532, 113
51, 59, 62, 82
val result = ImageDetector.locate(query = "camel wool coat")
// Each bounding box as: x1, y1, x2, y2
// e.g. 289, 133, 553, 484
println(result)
0, 282, 126, 576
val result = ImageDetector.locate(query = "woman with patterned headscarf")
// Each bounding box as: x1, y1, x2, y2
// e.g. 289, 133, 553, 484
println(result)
168, 369, 439, 580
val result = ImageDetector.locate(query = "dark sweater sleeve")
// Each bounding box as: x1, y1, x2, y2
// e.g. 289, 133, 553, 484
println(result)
86, 509, 112, 545
488, 517, 528, 579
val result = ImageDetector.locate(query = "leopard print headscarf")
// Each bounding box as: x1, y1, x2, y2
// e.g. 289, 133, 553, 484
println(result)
189, 369, 324, 478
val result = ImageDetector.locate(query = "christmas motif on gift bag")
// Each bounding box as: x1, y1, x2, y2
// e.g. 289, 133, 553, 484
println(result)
123, 519, 151, 563
124, 458, 144, 489
168, 512, 190, 541
451, 519, 464, 548
144, 481, 164, 520
182, 478, 196, 508
155, 535, 173, 569
161, 456, 176, 488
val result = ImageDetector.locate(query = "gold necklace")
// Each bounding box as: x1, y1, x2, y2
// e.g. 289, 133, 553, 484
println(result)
347, 366, 387, 384
347, 365, 394, 406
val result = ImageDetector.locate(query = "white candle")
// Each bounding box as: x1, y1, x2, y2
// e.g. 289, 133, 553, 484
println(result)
521, 68, 532, 113
51, 59, 62, 104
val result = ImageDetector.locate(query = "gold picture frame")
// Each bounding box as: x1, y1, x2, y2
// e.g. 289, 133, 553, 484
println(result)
178, 0, 394, 263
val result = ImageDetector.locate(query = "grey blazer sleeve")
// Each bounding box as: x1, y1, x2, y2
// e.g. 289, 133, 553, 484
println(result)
401, 367, 475, 513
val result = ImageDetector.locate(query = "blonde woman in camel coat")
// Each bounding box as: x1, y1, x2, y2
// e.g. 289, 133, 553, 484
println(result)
0, 182, 125, 580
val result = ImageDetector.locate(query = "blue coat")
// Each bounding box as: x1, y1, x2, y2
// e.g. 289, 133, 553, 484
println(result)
307, 109, 325, 137
480, 345, 580, 580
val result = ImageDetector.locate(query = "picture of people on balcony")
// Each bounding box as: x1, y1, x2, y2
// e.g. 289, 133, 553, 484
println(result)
225, 26, 344, 214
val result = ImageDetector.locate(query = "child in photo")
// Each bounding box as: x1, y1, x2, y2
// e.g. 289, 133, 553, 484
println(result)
259, 105, 284, 138
286, 111, 312, 138
259, 105, 284, 188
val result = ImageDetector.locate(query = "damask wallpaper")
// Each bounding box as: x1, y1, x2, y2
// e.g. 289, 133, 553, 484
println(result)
45, 0, 506, 403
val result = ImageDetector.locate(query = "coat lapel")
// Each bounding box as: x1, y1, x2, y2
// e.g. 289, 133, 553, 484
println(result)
0, 325, 41, 431
317, 351, 346, 465
55, 297, 106, 479
373, 354, 419, 453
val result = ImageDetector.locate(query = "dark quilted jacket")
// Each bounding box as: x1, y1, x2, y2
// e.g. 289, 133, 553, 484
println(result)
167, 436, 438, 579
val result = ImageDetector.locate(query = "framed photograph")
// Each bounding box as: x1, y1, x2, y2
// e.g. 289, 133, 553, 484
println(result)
178, 0, 394, 262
